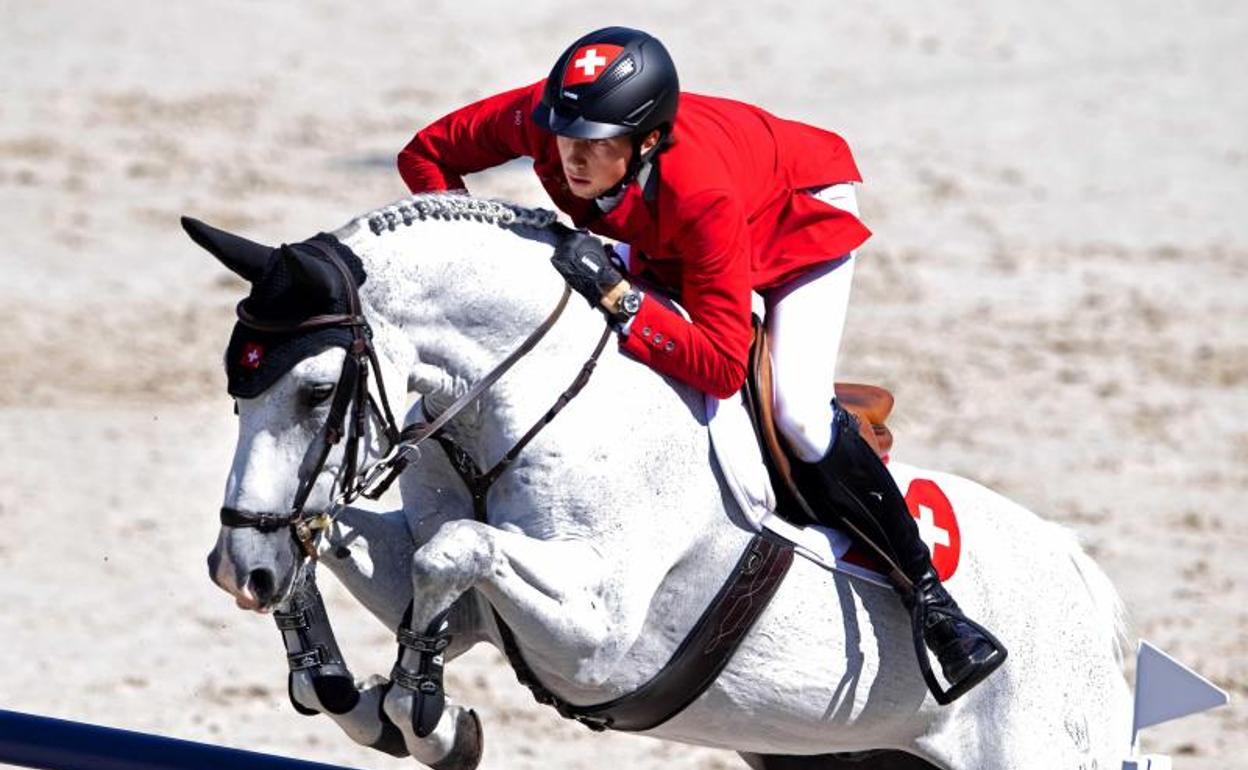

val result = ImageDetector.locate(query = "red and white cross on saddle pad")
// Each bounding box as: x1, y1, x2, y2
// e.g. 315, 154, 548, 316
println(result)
706, 391, 964, 586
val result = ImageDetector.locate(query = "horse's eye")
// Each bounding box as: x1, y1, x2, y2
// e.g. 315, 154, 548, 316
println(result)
305, 383, 336, 407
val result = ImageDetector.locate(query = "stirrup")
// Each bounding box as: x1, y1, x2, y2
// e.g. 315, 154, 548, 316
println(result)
909, 601, 1008, 705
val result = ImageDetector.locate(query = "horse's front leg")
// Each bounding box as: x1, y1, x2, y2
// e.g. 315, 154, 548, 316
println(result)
384, 519, 644, 758
283, 598, 483, 770
269, 507, 480, 768
272, 568, 411, 759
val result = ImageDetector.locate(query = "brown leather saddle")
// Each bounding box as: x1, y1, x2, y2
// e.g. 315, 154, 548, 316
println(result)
742, 316, 896, 524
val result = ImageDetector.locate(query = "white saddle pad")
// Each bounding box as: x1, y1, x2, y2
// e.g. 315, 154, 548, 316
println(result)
612, 253, 889, 588
705, 391, 889, 588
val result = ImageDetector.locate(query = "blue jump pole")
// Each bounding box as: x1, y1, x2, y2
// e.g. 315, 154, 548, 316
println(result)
0, 709, 363, 770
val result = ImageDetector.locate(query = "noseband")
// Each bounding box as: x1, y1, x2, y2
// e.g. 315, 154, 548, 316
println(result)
221, 237, 610, 562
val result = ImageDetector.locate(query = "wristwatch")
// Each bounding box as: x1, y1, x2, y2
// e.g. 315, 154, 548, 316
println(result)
613, 288, 644, 325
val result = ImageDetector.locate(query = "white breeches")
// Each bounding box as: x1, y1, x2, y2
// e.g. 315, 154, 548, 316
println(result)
615, 183, 860, 463
764, 183, 859, 463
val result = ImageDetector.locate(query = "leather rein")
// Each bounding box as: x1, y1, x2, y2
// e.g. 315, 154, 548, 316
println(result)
219, 238, 610, 561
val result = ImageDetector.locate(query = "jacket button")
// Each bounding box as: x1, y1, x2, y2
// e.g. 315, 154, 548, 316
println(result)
641, 326, 652, 337
653, 333, 664, 344
664, 341, 675, 352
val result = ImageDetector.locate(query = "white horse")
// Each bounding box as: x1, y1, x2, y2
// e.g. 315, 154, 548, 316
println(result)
194, 194, 1132, 770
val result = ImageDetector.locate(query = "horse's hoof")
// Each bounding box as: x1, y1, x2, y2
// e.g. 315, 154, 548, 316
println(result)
430, 708, 484, 770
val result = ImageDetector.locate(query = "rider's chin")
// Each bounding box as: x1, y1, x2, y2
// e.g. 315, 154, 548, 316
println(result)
566, 174, 595, 196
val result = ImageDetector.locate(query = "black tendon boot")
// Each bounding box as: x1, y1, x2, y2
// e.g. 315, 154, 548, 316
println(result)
274, 568, 361, 715
791, 403, 1007, 704
391, 602, 452, 739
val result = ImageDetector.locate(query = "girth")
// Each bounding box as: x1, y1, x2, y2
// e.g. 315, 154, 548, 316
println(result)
493, 532, 793, 732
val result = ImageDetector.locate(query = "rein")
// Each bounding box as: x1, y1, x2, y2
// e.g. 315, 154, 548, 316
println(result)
413, 323, 612, 521
219, 237, 609, 564
356, 282, 580, 502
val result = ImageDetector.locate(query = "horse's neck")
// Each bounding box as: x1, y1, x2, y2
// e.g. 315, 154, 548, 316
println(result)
338, 207, 604, 442
338, 203, 745, 635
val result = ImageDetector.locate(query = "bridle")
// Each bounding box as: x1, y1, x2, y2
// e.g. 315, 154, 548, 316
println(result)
219, 237, 610, 562
219, 239, 400, 558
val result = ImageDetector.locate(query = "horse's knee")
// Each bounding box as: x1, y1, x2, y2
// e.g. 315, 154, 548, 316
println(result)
410, 519, 496, 591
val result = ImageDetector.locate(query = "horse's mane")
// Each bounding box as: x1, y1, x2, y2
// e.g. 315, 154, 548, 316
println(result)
352, 193, 560, 238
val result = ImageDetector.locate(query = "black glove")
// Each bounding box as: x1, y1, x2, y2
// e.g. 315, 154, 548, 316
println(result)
550, 231, 624, 309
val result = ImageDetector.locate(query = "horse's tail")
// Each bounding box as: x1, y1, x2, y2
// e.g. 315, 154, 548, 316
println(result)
1055, 523, 1130, 667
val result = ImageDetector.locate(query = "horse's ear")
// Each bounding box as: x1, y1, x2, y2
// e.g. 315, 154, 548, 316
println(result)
281, 243, 337, 302
181, 216, 274, 283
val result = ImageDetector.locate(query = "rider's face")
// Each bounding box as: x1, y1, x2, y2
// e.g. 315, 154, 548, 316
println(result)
556, 135, 634, 199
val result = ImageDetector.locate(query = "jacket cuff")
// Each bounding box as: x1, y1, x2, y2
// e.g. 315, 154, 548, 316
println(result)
618, 298, 675, 365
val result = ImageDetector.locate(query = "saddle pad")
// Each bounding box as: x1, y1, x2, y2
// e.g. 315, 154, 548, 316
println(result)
706, 392, 890, 588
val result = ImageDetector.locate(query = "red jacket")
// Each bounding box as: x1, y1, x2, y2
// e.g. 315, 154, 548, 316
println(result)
398, 81, 870, 398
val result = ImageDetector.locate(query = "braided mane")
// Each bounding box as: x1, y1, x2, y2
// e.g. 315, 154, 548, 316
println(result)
356, 193, 559, 237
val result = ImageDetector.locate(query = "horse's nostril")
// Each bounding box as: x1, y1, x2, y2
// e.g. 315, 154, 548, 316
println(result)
248, 568, 277, 604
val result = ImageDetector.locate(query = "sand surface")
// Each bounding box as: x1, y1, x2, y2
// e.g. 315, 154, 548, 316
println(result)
1, 2, 1244, 768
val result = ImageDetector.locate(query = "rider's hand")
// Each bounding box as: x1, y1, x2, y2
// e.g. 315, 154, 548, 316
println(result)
550, 231, 625, 310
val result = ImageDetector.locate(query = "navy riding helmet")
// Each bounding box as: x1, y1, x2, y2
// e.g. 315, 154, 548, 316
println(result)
533, 26, 679, 165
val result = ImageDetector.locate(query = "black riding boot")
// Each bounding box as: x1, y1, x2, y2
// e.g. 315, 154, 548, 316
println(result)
791, 403, 1007, 703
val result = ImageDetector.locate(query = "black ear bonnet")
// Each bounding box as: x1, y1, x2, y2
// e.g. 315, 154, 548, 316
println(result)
222, 233, 368, 398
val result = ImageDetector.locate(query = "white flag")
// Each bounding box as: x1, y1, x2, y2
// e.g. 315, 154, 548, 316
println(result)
1132, 640, 1229, 742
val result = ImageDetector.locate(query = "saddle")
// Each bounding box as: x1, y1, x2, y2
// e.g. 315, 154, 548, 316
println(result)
742, 316, 896, 524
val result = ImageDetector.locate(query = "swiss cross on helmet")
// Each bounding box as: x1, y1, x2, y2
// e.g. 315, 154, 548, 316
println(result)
533, 27, 679, 142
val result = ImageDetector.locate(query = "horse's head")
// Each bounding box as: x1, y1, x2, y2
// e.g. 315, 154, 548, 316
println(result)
186, 195, 589, 611
185, 217, 402, 611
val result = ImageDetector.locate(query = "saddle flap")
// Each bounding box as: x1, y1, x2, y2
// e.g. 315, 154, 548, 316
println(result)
745, 318, 895, 489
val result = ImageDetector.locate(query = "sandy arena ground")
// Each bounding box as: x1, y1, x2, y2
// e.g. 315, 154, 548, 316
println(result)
1, 2, 1244, 768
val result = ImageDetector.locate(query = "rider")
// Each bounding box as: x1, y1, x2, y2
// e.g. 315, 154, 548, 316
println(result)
397, 27, 1005, 699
